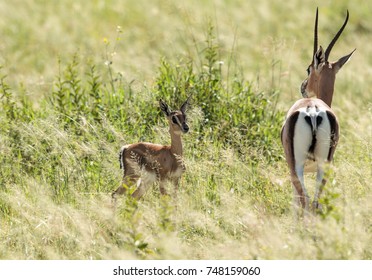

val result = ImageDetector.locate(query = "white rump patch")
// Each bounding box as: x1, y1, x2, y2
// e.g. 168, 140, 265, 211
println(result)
293, 110, 313, 168
313, 111, 331, 163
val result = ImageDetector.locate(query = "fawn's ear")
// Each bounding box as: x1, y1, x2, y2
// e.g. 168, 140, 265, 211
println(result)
180, 95, 191, 114
159, 99, 171, 116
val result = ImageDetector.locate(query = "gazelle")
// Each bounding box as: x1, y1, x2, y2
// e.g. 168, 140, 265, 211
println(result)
281, 9, 355, 212
112, 97, 190, 201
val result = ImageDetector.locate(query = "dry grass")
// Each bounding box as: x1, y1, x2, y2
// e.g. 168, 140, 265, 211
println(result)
0, 0, 371, 260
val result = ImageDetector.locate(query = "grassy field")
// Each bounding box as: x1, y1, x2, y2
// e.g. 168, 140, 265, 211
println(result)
0, 0, 371, 259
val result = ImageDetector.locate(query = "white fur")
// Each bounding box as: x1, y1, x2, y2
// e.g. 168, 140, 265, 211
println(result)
293, 109, 313, 189
314, 110, 331, 162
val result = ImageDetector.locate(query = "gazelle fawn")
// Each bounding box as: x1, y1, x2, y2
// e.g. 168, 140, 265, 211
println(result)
281, 9, 355, 214
112, 97, 190, 201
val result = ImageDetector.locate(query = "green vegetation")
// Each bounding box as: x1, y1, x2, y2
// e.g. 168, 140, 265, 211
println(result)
0, 0, 371, 259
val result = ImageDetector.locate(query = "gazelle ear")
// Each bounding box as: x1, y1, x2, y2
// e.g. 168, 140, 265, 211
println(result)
333, 49, 355, 72
314, 46, 325, 70
159, 99, 171, 116
180, 95, 191, 114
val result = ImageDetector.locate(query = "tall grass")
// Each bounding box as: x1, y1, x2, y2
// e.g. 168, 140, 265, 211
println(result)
0, 0, 371, 259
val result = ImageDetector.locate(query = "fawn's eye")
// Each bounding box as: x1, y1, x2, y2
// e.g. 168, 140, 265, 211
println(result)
172, 116, 178, 124
306, 67, 311, 76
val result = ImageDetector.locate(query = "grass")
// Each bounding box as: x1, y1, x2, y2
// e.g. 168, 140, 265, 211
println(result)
0, 0, 371, 260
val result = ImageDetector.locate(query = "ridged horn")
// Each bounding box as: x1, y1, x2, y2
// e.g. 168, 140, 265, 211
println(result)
312, 7, 319, 63
324, 10, 349, 61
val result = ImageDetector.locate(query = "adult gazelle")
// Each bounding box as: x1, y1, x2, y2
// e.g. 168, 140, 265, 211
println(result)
281, 9, 355, 212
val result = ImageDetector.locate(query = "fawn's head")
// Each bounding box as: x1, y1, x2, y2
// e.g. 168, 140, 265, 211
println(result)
159, 97, 190, 135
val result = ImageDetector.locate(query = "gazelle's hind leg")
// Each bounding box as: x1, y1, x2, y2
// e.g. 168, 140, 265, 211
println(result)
172, 177, 181, 196
292, 112, 313, 212
131, 171, 157, 199
312, 112, 332, 212
312, 166, 327, 211
291, 170, 310, 211
159, 181, 168, 195
112, 175, 139, 203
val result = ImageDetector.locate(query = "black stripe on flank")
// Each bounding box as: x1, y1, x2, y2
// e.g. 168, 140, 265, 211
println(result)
287, 111, 300, 170
326, 111, 338, 161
